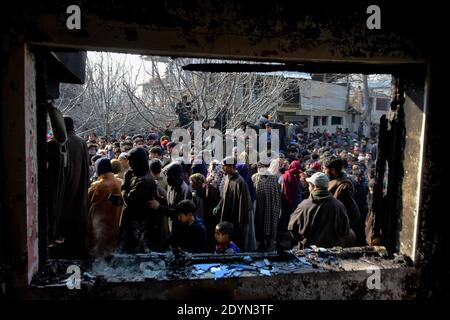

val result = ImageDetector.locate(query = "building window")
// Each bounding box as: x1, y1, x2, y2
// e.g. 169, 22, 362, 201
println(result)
376, 98, 390, 111
321, 116, 328, 126
313, 116, 320, 126
352, 114, 356, 123
331, 116, 342, 125
370, 97, 376, 109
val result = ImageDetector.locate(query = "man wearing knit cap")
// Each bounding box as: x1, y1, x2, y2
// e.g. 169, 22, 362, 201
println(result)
147, 133, 160, 147
288, 172, 355, 249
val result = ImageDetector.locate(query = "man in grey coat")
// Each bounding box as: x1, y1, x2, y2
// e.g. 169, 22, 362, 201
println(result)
288, 172, 355, 249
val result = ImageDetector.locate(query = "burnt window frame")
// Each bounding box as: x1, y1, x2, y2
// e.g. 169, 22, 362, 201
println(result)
27, 44, 427, 292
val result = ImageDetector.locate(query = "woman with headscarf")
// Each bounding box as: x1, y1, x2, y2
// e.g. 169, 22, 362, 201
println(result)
189, 173, 207, 220
268, 156, 289, 186
268, 157, 281, 176
203, 160, 224, 252
279, 160, 303, 249
86, 158, 124, 258
166, 161, 192, 207
119, 148, 160, 253
165, 161, 192, 235
236, 163, 257, 251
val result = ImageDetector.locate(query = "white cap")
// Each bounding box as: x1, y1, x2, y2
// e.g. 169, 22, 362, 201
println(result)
118, 152, 129, 160
306, 172, 329, 189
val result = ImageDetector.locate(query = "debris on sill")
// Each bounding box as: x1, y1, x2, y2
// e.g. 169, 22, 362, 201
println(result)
30, 246, 411, 288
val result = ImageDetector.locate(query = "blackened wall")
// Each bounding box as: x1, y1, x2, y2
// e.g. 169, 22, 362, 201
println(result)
0, 0, 447, 298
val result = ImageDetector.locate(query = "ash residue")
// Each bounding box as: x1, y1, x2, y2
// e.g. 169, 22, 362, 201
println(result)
88, 250, 199, 282
31, 259, 89, 287
91, 253, 174, 282
31, 248, 401, 287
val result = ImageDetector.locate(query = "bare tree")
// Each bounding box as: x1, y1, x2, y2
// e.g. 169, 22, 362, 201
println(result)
57, 54, 329, 136
362, 74, 372, 128
56, 52, 144, 137
126, 57, 293, 131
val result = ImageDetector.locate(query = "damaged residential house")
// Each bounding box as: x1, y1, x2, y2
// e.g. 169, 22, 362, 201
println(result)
0, 1, 447, 299
277, 74, 391, 134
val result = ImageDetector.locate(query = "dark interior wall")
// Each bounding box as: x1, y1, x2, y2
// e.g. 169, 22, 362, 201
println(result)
415, 57, 447, 299
2, 1, 435, 63
1, 46, 29, 289
0, 1, 447, 298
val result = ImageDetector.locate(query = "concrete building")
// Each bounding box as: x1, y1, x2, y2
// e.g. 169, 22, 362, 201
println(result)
277, 79, 356, 133
368, 79, 392, 124
277, 76, 391, 134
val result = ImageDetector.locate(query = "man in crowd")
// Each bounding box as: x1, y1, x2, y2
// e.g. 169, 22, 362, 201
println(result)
252, 159, 281, 252
213, 156, 251, 251
48, 117, 90, 258
288, 172, 355, 248
322, 156, 366, 246
170, 200, 207, 253
175, 95, 193, 128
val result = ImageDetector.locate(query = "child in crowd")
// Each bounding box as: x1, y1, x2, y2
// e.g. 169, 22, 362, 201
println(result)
170, 200, 207, 253
215, 222, 240, 254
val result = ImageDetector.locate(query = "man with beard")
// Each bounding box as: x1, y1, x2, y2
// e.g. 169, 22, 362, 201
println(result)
322, 156, 366, 246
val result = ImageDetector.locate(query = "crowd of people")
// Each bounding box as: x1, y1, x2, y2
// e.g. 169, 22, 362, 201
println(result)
47, 115, 378, 259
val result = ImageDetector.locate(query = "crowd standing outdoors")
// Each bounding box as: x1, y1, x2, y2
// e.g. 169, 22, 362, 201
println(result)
47, 107, 379, 259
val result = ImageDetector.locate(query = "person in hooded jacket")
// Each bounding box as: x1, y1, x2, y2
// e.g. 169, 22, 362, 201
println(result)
119, 147, 161, 253
86, 158, 123, 258
147, 161, 193, 244
278, 160, 303, 248
166, 161, 192, 207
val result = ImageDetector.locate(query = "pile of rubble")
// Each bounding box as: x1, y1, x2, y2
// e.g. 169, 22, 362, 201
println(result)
31, 246, 412, 287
